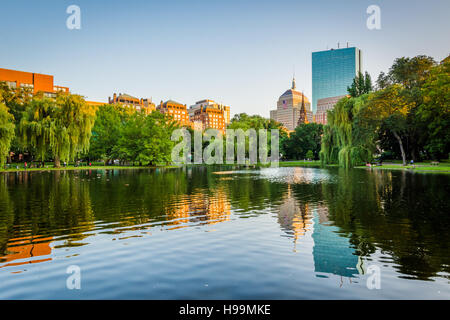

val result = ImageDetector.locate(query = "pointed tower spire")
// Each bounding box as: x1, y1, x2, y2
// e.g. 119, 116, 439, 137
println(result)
292, 76, 296, 90
298, 91, 308, 125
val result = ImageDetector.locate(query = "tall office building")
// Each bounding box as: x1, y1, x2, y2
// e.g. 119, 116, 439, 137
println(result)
312, 47, 362, 114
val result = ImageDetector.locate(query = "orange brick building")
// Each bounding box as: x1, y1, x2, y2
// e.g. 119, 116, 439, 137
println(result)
109, 92, 156, 114
157, 100, 191, 127
192, 105, 226, 133
189, 99, 230, 133
0, 67, 69, 97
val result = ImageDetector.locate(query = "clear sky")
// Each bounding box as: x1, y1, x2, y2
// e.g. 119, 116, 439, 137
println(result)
1, 0, 449, 117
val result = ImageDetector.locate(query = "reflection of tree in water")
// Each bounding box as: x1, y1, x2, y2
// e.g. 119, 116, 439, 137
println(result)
0, 171, 95, 267
0, 175, 15, 259
1, 166, 449, 281
322, 168, 450, 281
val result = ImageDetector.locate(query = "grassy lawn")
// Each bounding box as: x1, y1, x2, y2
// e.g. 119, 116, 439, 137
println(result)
278, 160, 322, 167
355, 162, 450, 174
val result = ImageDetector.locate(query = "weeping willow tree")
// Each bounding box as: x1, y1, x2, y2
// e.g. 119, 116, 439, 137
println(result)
320, 95, 377, 168
19, 97, 56, 163
52, 94, 96, 166
0, 103, 15, 166
19, 94, 96, 167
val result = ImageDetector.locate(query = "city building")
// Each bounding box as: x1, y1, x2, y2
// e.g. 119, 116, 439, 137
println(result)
157, 100, 191, 127
0, 67, 69, 97
315, 95, 347, 125
86, 100, 107, 107
270, 77, 313, 132
188, 99, 230, 132
312, 46, 362, 114
108, 93, 155, 114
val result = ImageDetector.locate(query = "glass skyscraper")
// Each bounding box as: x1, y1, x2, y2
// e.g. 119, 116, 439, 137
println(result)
311, 47, 362, 113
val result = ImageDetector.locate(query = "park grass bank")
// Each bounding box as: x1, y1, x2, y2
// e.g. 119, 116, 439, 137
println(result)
354, 162, 450, 174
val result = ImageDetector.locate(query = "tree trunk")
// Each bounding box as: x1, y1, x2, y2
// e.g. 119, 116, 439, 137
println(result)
392, 131, 406, 166
410, 149, 417, 163
54, 155, 61, 168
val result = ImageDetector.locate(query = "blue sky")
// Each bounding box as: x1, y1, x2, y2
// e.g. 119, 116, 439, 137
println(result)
1, 0, 449, 117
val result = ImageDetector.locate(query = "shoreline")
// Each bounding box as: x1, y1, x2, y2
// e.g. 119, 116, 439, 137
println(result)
2, 161, 449, 175
355, 165, 450, 174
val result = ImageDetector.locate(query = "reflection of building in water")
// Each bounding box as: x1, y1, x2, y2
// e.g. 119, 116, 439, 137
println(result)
166, 189, 231, 230
277, 185, 312, 250
312, 206, 360, 278
0, 236, 52, 268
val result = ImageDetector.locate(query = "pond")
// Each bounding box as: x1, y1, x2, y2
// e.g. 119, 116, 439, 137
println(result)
0, 166, 449, 299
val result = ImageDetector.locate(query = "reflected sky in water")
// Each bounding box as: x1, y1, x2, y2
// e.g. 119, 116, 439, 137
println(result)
0, 166, 449, 299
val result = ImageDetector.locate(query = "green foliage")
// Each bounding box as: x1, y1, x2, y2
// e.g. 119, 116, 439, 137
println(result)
347, 71, 373, 97
320, 95, 376, 168
88, 104, 130, 162
366, 85, 411, 156
0, 103, 15, 166
114, 111, 178, 165
417, 57, 450, 159
323, 54, 449, 167
376, 72, 391, 90
19, 97, 57, 161
19, 94, 96, 166
282, 123, 323, 160
388, 55, 435, 90
0, 82, 32, 155
227, 113, 287, 160
229, 113, 286, 132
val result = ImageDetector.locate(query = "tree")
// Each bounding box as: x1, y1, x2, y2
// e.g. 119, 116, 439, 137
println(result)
388, 55, 436, 161
88, 104, 131, 163
282, 123, 323, 160
348, 72, 373, 97
363, 85, 413, 165
19, 94, 96, 167
417, 56, 450, 159
19, 97, 57, 163
389, 56, 435, 90
320, 95, 376, 168
0, 103, 15, 166
0, 82, 33, 161
227, 113, 287, 161
53, 94, 96, 167
321, 54, 448, 166
114, 111, 178, 166
376, 72, 392, 90
306, 150, 313, 160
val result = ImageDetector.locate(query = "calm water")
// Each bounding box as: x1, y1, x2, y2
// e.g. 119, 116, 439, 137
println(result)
0, 166, 449, 299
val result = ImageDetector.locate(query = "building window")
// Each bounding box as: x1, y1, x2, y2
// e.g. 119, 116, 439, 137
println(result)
20, 83, 34, 89
4, 81, 17, 89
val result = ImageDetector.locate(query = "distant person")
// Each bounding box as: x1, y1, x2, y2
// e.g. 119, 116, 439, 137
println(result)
24, 161, 27, 170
